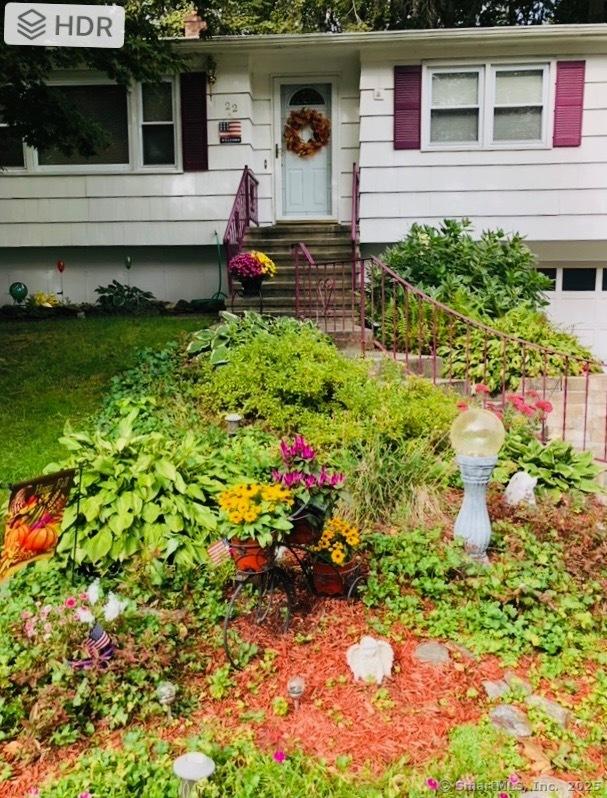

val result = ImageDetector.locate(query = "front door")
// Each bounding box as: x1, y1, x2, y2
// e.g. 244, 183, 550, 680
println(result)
280, 83, 332, 217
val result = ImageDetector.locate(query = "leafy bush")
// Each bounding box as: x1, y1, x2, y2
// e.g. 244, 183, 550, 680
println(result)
364, 524, 604, 660
193, 326, 457, 451
187, 310, 324, 365
495, 425, 602, 501
440, 307, 600, 392
381, 219, 550, 319
95, 281, 156, 313
50, 404, 259, 573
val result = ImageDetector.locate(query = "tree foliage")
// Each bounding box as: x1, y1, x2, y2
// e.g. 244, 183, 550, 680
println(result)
0, 0, 189, 159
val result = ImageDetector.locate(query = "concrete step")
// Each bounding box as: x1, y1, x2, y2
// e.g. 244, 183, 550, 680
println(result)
254, 247, 353, 262
253, 222, 348, 236
245, 232, 351, 246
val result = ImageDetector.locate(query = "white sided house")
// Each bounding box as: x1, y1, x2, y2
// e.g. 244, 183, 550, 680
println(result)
2, 24, 607, 357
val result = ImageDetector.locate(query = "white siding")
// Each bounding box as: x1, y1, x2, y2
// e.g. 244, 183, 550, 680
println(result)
0, 49, 359, 251
358, 53, 607, 244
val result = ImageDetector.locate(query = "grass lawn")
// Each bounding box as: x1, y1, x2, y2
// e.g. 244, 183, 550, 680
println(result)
0, 314, 214, 487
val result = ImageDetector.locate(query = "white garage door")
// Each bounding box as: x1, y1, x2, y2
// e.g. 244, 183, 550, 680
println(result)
539, 265, 607, 364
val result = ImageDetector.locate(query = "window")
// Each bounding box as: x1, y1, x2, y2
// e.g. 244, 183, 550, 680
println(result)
430, 69, 481, 144
289, 88, 325, 106
603, 270, 607, 291
562, 268, 597, 292
424, 62, 549, 149
0, 110, 25, 168
538, 267, 557, 289
492, 67, 545, 142
38, 84, 129, 166
141, 82, 176, 166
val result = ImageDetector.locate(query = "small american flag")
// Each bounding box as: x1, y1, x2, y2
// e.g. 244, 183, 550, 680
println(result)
71, 622, 114, 670
207, 539, 231, 566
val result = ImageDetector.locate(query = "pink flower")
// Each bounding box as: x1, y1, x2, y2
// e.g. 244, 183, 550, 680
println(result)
273, 750, 286, 763
21, 610, 33, 620
426, 778, 439, 791
24, 619, 36, 638
499, 793, 509, 798
457, 402, 469, 412
535, 399, 553, 414
79, 792, 93, 798
40, 605, 52, 620
526, 390, 539, 400
474, 383, 490, 395
508, 774, 521, 786
27, 790, 40, 797
518, 403, 536, 417
64, 597, 77, 609
79, 592, 89, 602
506, 393, 525, 406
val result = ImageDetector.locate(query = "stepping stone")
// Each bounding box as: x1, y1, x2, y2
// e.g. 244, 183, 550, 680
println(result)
521, 776, 573, 798
504, 670, 533, 696
482, 679, 509, 700
489, 705, 532, 737
413, 641, 451, 665
526, 694, 572, 728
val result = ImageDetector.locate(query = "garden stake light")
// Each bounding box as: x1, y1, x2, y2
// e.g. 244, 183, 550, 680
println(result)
450, 407, 505, 562
173, 752, 215, 798
225, 413, 243, 436
287, 675, 306, 709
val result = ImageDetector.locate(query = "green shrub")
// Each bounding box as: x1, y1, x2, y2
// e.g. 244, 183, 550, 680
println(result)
50, 405, 276, 573
381, 219, 550, 319
193, 329, 457, 452
495, 425, 602, 501
95, 281, 157, 313
187, 310, 324, 365
439, 307, 601, 392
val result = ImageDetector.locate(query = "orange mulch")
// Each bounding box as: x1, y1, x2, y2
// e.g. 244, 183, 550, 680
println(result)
188, 600, 505, 771
2, 598, 604, 796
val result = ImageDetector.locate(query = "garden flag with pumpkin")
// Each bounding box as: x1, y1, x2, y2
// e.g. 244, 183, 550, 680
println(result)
0, 469, 76, 583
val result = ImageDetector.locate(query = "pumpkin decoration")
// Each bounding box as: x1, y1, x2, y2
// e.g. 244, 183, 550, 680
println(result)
284, 108, 331, 158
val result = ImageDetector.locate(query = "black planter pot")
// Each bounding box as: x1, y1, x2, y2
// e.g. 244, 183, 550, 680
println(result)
239, 276, 264, 296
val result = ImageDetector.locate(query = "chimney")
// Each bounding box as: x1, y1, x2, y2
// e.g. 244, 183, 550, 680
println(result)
184, 13, 206, 38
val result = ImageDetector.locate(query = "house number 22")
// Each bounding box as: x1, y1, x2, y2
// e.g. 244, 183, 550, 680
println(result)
225, 101, 238, 114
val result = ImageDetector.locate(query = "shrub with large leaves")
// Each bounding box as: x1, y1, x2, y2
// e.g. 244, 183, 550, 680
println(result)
52, 407, 242, 572
381, 218, 550, 319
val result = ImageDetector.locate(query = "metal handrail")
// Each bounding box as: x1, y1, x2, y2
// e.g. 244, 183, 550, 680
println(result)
223, 166, 259, 290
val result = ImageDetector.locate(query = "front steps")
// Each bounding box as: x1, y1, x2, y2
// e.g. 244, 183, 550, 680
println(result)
232, 221, 359, 343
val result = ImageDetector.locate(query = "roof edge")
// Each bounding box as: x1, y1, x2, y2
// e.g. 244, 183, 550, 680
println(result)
170, 23, 607, 51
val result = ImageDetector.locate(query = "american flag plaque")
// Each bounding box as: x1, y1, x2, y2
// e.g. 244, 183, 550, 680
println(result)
219, 120, 242, 143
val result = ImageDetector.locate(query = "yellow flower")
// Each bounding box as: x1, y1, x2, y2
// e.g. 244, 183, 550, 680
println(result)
331, 549, 346, 565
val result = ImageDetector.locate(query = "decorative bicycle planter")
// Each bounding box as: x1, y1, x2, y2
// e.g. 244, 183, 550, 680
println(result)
284, 502, 324, 546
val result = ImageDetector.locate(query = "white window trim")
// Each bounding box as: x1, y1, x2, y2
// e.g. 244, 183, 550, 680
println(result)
2, 75, 182, 176
137, 78, 182, 172
487, 63, 550, 149
422, 59, 551, 152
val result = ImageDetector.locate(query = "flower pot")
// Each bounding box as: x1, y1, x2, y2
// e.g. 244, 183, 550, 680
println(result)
239, 276, 264, 296
230, 539, 274, 573
311, 559, 358, 597
285, 505, 323, 546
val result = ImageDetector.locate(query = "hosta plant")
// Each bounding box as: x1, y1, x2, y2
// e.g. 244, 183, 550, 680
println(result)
51, 406, 242, 572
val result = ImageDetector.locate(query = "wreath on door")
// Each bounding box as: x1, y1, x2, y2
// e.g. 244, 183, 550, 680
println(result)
284, 107, 331, 158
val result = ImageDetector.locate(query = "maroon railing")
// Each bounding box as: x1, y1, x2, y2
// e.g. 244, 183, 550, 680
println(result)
223, 166, 259, 288
293, 243, 356, 338
351, 163, 361, 294
292, 249, 607, 461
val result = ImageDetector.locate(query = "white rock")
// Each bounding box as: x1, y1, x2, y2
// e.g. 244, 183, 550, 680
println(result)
346, 636, 394, 684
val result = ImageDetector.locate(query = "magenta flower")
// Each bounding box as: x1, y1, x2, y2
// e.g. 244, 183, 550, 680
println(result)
79, 792, 93, 798
507, 774, 521, 786
426, 778, 439, 791
229, 253, 264, 280
535, 399, 553, 414
474, 383, 490, 395
64, 596, 77, 609
498, 793, 509, 798
273, 750, 287, 763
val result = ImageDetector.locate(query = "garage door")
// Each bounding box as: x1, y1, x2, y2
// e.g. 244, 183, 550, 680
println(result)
539, 265, 607, 364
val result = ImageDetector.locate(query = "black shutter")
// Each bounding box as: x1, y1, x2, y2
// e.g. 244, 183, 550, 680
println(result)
180, 72, 208, 171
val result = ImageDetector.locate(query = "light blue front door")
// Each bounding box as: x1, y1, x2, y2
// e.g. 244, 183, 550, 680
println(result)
281, 83, 332, 217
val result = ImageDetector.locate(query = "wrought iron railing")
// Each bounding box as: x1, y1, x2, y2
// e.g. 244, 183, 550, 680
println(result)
292, 243, 357, 338
223, 166, 259, 288
292, 249, 607, 461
